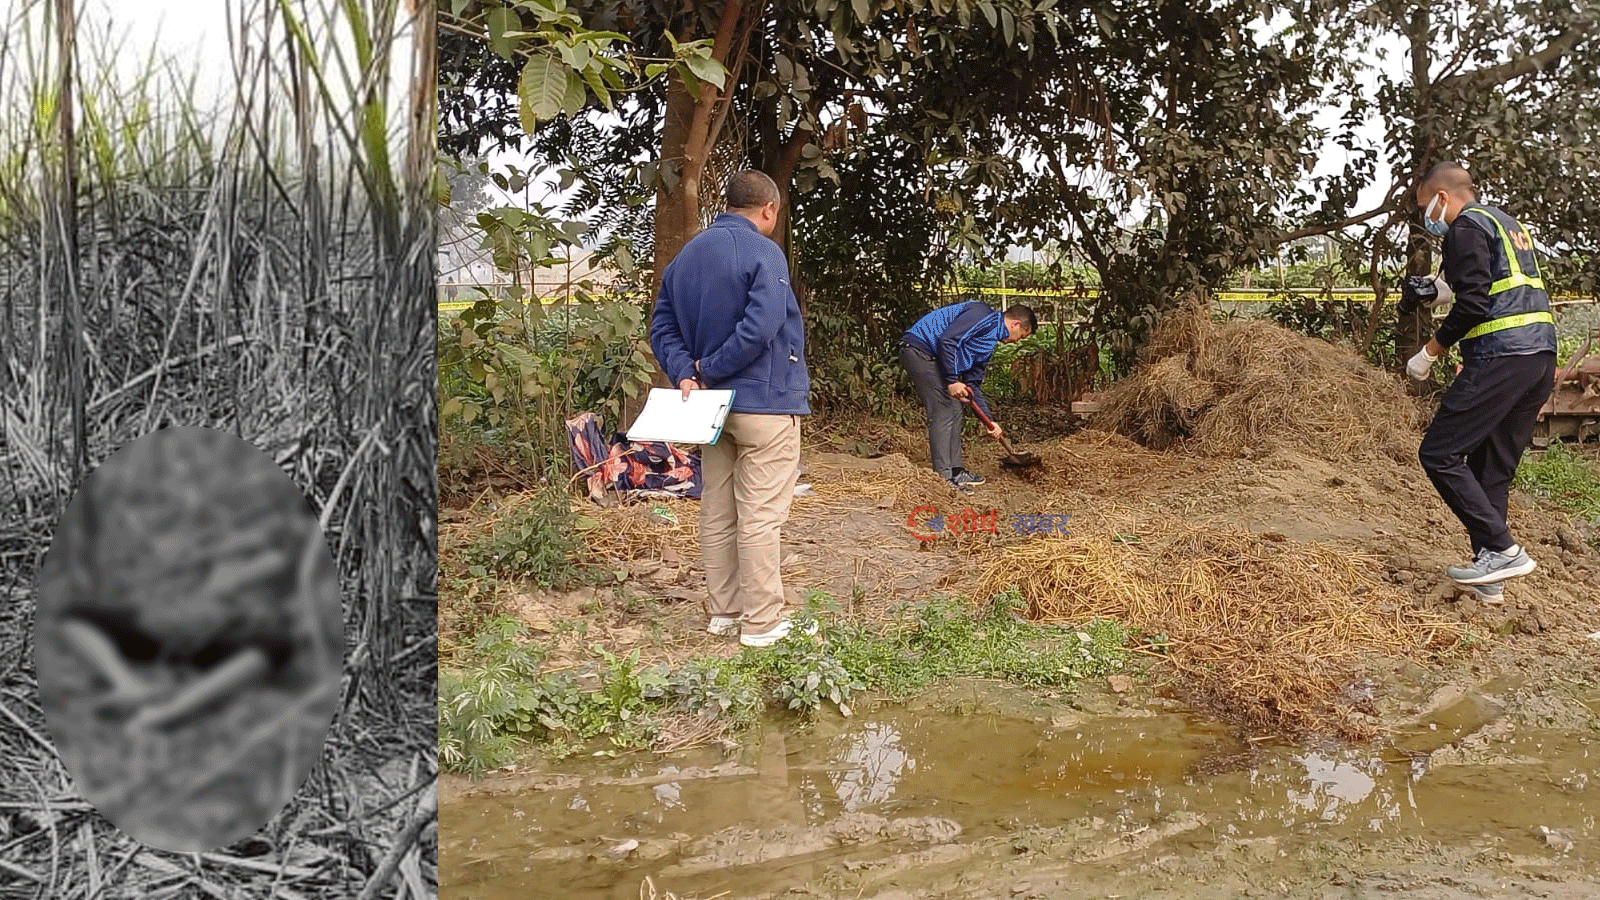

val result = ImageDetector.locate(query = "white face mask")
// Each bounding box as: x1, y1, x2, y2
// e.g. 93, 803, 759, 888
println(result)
1423, 193, 1449, 236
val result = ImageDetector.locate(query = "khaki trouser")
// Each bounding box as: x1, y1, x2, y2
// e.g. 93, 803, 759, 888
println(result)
699, 412, 802, 635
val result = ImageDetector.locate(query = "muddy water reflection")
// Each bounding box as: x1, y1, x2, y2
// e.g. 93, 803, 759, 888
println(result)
442, 694, 1598, 900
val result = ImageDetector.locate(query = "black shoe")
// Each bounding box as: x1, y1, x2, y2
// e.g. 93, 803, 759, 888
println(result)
953, 468, 986, 486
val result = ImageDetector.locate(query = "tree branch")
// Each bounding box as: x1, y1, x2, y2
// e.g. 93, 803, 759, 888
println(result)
1052, 162, 1111, 277
1275, 200, 1395, 244
1437, 24, 1593, 89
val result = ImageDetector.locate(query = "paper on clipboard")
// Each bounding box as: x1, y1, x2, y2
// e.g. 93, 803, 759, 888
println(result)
626, 388, 735, 444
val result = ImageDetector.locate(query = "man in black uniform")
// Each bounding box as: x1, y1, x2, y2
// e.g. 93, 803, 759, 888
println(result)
1404, 161, 1557, 593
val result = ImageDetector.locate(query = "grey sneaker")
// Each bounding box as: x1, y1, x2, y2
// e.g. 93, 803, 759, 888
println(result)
953, 468, 986, 486
1466, 582, 1505, 605
948, 477, 974, 494
1446, 545, 1536, 586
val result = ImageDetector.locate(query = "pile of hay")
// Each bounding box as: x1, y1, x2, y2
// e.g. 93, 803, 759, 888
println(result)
976, 518, 1463, 738
799, 462, 957, 509
1092, 306, 1426, 461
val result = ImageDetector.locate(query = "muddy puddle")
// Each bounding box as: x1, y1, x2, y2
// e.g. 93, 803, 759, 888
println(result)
442, 682, 1600, 899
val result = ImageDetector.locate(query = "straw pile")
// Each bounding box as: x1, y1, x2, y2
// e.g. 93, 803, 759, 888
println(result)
1092, 306, 1426, 462
798, 463, 957, 510
975, 518, 1463, 738
575, 499, 700, 561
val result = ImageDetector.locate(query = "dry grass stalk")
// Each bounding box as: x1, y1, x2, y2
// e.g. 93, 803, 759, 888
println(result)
974, 517, 1463, 738
640, 873, 730, 900
1093, 305, 1426, 462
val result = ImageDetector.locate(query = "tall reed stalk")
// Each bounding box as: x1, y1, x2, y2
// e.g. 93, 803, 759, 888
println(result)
0, 0, 437, 895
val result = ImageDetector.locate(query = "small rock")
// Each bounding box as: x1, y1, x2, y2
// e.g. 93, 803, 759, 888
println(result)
1556, 526, 1587, 553
875, 495, 894, 509
1107, 675, 1134, 694
1538, 826, 1575, 853
603, 838, 639, 860
1011, 883, 1031, 895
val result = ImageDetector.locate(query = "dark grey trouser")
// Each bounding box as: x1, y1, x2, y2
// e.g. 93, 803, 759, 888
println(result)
1419, 351, 1556, 554
900, 343, 962, 479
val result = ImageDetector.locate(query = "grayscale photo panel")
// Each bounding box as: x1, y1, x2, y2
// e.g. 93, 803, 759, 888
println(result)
36, 427, 343, 851
1, 0, 436, 895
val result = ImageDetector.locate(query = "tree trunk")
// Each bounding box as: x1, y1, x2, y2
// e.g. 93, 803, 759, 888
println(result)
638, 1, 748, 422
1397, 4, 1437, 379
652, 73, 701, 304
762, 130, 810, 315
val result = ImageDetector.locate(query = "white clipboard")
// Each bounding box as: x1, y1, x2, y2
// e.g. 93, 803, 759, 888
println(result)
626, 389, 735, 445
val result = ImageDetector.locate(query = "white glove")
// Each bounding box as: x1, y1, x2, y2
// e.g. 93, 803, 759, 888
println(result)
1425, 274, 1454, 309
1406, 346, 1438, 380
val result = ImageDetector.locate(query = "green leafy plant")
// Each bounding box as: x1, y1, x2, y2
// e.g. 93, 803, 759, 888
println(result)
459, 486, 594, 588
441, 592, 1134, 776
439, 617, 550, 775
1516, 439, 1600, 528
667, 659, 764, 722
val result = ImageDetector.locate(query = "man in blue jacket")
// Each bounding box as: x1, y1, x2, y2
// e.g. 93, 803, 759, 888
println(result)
1406, 161, 1557, 597
900, 300, 1035, 491
649, 170, 812, 648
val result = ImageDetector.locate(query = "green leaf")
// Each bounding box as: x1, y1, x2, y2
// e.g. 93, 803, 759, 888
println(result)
519, 50, 573, 125
851, 0, 871, 24
978, 0, 997, 28
683, 53, 727, 89
485, 7, 519, 59
563, 69, 588, 117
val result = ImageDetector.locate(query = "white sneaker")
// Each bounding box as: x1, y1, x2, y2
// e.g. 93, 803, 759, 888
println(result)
707, 616, 740, 637
739, 618, 818, 648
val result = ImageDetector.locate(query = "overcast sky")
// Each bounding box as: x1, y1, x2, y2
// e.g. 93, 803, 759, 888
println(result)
3, 0, 418, 144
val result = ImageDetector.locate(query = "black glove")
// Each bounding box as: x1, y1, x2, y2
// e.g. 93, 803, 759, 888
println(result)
1396, 275, 1436, 317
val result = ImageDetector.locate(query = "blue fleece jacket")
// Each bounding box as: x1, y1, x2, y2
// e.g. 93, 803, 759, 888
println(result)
902, 301, 1007, 418
649, 213, 811, 415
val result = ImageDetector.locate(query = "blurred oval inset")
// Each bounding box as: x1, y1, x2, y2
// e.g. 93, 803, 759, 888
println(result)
35, 426, 344, 852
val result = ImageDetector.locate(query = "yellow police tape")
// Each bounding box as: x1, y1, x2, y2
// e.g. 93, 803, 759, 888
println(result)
438, 286, 1595, 312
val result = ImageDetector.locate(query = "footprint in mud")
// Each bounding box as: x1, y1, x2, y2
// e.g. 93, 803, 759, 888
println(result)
34, 426, 343, 852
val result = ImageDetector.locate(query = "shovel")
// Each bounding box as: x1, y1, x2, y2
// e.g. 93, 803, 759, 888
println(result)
962, 398, 1042, 469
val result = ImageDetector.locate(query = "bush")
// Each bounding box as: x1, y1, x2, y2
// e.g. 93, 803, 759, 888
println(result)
459, 486, 595, 588
438, 294, 655, 486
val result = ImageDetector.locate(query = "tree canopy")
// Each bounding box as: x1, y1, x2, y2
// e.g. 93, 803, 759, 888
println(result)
438, 0, 1600, 396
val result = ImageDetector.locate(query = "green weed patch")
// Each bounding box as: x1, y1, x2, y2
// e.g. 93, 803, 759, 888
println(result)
440, 591, 1129, 777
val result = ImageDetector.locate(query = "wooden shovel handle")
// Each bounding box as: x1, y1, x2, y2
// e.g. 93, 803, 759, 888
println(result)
961, 397, 1021, 455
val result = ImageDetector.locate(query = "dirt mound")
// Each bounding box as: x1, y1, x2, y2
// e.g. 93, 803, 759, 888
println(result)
975, 517, 1464, 738
1092, 306, 1427, 462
